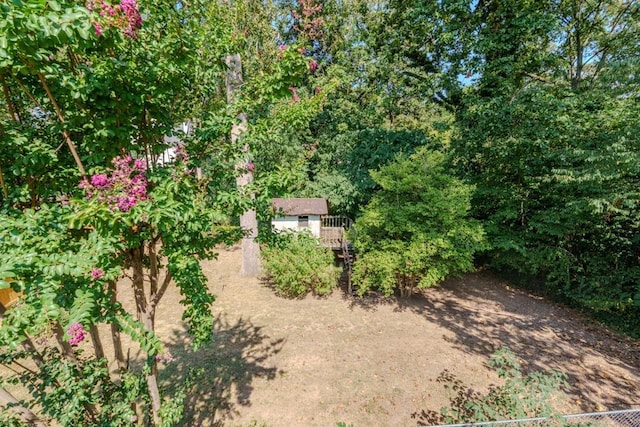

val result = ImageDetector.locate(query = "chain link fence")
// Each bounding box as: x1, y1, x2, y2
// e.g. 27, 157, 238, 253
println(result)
425, 408, 640, 427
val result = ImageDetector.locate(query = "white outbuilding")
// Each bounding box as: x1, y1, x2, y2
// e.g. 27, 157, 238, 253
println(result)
271, 198, 329, 239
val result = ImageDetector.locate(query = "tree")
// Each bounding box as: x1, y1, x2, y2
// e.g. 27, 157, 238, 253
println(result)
0, 0, 315, 423
0, 0, 241, 423
447, 0, 640, 334
352, 149, 486, 297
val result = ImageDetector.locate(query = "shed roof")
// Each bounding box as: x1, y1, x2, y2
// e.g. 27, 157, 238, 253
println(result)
272, 198, 329, 216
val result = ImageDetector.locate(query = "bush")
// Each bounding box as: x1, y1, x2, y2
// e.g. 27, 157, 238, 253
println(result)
414, 347, 568, 426
352, 149, 487, 297
262, 232, 340, 298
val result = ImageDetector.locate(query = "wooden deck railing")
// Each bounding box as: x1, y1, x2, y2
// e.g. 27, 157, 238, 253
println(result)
320, 216, 353, 248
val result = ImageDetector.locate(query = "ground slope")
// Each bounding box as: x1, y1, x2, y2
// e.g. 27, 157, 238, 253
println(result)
150, 247, 640, 426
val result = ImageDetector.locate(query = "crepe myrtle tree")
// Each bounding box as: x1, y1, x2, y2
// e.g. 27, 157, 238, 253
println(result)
0, 152, 244, 426
0, 0, 315, 425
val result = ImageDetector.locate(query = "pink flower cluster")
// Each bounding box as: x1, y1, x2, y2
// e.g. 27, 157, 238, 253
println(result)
289, 86, 300, 102
79, 155, 148, 212
67, 322, 87, 346
86, 0, 142, 38
91, 268, 104, 279
308, 60, 318, 72
119, 0, 142, 37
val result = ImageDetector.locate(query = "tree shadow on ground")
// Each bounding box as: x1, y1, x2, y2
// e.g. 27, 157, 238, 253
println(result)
344, 272, 640, 414
160, 313, 285, 426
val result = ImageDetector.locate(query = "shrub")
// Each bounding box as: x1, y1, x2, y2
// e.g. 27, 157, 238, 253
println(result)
262, 232, 340, 298
414, 347, 568, 425
352, 149, 487, 297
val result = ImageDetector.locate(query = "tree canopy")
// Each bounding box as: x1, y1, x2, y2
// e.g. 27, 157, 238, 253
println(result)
1, 0, 639, 423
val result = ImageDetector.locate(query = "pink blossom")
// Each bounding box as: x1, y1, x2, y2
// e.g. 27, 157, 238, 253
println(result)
116, 194, 137, 212
133, 158, 147, 172
91, 173, 111, 189
289, 86, 300, 102
119, 0, 142, 38
278, 44, 286, 51
87, 0, 142, 39
308, 60, 318, 72
80, 155, 148, 212
246, 162, 255, 171
91, 268, 104, 279
67, 323, 87, 346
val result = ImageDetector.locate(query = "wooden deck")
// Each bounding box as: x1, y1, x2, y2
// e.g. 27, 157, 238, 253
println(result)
320, 226, 344, 249
319, 215, 353, 249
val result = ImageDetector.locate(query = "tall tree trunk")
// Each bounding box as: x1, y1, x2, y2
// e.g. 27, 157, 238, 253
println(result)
225, 53, 260, 276
0, 166, 8, 200
89, 324, 105, 360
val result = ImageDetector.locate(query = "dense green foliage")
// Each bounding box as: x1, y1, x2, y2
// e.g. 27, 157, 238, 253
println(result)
442, 0, 640, 334
1, 0, 639, 422
454, 86, 640, 333
0, 0, 313, 424
262, 233, 340, 298
284, 0, 640, 335
352, 149, 486, 296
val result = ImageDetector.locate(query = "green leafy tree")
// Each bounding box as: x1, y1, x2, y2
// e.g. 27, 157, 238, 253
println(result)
0, 0, 315, 424
352, 149, 486, 297
445, 0, 640, 334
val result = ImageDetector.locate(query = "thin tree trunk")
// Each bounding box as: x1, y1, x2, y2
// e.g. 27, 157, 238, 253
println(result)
52, 322, 99, 420
149, 238, 171, 311
21, 335, 44, 368
0, 387, 47, 427
148, 239, 159, 307
36, 72, 86, 176
52, 322, 80, 365
1, 73, 19, 123
225, 53, 260, 276
572, 12, 583, 91
0, 166, 8, 201
1, 73, 16, 199
131, 245, 162, 424
89, 324, 105, 360
108, 280, 127, 377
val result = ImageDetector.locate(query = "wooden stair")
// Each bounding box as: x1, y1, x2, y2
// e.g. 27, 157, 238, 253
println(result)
340, 237, 357, 295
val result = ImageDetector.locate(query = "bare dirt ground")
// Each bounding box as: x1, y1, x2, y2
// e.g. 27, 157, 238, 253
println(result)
147, 247, 640, 427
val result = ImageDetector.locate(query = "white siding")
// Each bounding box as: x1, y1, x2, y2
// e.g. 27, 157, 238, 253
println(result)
272, 216, 299, 232
308, 215, 321, 238
272, 215, 322, 239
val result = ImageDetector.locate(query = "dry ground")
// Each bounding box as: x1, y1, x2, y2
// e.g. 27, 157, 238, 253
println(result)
144, 247, 640, 427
